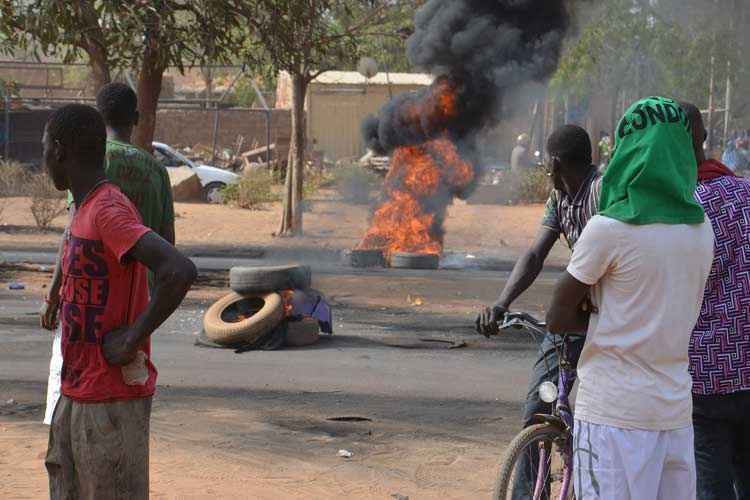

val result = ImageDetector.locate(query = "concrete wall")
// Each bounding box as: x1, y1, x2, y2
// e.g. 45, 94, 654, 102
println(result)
306, 83, 428, 162
153, 108, 291, 157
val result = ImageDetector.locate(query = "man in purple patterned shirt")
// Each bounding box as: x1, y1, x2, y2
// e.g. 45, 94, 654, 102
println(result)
684, 102, 750, 500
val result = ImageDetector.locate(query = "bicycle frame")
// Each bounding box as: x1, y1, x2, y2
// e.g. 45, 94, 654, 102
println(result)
553, 338, 577, 499
499, 313, 579, 500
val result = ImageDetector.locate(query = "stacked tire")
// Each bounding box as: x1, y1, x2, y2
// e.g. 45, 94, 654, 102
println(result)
202, 265, 318, 347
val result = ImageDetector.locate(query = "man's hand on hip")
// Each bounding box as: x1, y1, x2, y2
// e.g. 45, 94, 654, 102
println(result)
103, 327, 142, 366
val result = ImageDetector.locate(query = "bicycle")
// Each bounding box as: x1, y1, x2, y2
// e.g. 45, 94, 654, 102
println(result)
491, 312, 581, 500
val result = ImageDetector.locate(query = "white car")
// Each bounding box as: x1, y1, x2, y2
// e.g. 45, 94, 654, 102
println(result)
152, 141, 240, 203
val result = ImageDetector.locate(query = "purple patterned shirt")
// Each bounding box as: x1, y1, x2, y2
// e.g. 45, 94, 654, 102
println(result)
691, 175, 750, 395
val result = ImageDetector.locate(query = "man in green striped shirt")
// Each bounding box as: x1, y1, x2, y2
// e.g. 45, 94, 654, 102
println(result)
65, 83, 175, 245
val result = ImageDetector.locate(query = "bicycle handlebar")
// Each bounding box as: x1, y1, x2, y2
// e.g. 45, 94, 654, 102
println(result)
500, 312, 545, 328
499, 312, 585, 340
498, 312, 547, 336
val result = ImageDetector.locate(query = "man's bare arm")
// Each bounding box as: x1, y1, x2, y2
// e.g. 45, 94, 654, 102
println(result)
102, 232, 197, 365
497, 227, 559, 309
546, 271, 592, 335
476, 227, 558, 334
40, 207, 74, 330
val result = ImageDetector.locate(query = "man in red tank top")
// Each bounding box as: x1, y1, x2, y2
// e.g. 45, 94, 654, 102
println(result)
42, 104, 197, 500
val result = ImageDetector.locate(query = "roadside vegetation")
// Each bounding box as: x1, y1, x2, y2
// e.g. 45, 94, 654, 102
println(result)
222, 169, 280, 210
0, 161, 66, 229
517, 168, 551, 204
223, 163, 384, 211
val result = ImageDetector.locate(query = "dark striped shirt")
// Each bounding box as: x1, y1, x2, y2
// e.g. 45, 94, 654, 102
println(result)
541, 167, 602, 249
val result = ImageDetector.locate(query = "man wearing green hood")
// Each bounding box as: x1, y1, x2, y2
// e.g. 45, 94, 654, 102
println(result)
546, 97, 714, 499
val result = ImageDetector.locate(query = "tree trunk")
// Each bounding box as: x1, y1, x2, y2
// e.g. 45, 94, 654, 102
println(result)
132, 46, 165, 152
87, 47, 111, 93
277, 147, 294, 235
610, 87, 621, 139
277, 73, 307, 236
79, 1, 110, 94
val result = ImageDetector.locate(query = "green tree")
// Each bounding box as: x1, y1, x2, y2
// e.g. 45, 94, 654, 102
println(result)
227, 0, 407, 236
552, 0, 739, 135
335, 2, 418, 73
0, 0, 237, 149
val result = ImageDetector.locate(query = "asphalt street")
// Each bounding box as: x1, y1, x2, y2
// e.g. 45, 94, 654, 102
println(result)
0, 258, 564, 498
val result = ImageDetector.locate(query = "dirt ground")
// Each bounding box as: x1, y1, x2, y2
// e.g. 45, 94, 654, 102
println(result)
0, 260, 554, 499
0, 190, 570, 499
0, 192, 570, 265
1, 396, 515, 500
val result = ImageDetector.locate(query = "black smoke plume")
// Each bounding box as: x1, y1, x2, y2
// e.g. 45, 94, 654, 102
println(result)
363, 0, 571, 156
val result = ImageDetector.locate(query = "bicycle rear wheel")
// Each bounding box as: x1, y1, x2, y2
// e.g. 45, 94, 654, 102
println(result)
493, 423, 573, 500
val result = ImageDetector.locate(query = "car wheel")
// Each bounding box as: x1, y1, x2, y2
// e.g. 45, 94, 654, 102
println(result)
204, 182, 226, 204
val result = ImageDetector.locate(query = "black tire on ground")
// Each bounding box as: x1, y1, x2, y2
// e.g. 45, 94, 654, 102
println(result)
229, 265, 312, 294
350, 249, 385, 268
389, 252, 440, 270
493, 423, 572, 500
204, 182, 227, 204
203, 291, 284, 346
285, 318, 320, 347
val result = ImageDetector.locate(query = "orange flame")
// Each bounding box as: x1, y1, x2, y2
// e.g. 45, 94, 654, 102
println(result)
358, 79, 475, 259
281, 290, 294, 317
358, 136, 474, 258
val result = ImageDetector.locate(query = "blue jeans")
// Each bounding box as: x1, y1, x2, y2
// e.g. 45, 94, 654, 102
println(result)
512, 333, 585, 500
693, 390, 750, 500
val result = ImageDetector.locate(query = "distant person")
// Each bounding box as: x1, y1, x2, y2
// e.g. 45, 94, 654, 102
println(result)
597, 130, 612, 171
477, 124, 600, 499
41, 104, 196, 499
735, 138, 749, 171
90, 82, 175, 244
722, 137, 739, 171
510, 133, 534, 174
40, 82, 175, 424
683, 102, 750, 500
547, 97, 713, 499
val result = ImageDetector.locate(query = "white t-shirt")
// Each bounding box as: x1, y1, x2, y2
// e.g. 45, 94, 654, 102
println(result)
567, 215, 714, 431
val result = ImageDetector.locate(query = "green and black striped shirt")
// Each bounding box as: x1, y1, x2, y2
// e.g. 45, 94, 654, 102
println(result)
541, 167, 602, 249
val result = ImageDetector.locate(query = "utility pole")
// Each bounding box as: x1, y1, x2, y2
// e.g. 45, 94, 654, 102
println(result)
707, 55, 716, 152
723, 61, 732, 148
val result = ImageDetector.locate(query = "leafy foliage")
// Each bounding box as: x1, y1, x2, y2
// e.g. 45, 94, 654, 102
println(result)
0, 160, 29, 197
28, 173, 66, 229
0, 0, 240, 148
222, 170, 280, 210
1, 1, 235, 73
224, 0, 409, 235
552, 0, 743, 122
516, 168, 551, 204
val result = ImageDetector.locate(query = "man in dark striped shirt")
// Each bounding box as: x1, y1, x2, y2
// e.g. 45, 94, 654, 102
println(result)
477, 124, 600, 499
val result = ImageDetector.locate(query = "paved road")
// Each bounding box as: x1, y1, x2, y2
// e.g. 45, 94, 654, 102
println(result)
0, 267, 560, 399
0, 263, 563, 497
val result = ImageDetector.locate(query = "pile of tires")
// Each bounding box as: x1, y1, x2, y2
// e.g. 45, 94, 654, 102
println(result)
202, 264, 320, 349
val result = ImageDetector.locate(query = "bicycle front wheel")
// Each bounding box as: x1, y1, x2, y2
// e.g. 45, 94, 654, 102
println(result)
493, 423, 574, 500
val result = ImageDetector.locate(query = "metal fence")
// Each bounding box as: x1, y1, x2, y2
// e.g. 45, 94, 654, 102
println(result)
0, 95, 285, 168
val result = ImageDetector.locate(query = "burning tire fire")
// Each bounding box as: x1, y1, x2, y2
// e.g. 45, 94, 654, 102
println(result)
355, 0, 571, 271
389, 252, 440, 270
355, 79, 475, 265
349, 249, 386, 268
